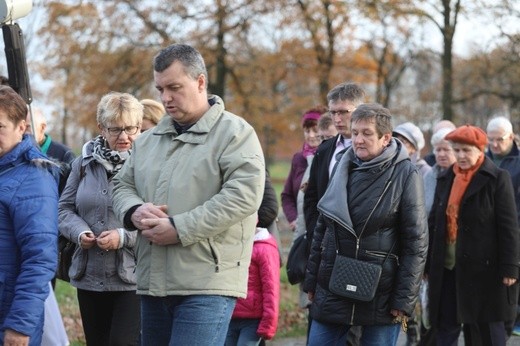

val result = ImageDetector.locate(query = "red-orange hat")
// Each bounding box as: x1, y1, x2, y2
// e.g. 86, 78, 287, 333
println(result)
445, 124, 488, 151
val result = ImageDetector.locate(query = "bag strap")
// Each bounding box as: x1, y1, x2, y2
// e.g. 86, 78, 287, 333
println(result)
332, 155, 398, 262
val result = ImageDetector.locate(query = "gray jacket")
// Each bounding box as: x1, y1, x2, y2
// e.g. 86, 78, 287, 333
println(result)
58, 141, 137, 291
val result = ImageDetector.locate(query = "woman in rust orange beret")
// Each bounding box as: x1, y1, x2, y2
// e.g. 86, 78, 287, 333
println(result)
427, 125, 519, 345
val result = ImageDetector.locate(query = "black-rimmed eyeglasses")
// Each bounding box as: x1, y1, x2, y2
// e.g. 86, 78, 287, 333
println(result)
106, 126, 140, 136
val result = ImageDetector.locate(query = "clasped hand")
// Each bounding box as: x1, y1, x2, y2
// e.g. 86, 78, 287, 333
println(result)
132, 203, 180, 246
80, 230, 119, 250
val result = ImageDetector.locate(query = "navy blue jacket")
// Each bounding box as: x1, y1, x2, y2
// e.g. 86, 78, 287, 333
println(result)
487, 144, 520, 224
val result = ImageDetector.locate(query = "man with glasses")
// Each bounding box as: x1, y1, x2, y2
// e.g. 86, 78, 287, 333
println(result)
111, 43, 265, 346
304, 82, 366, 241
303, 82, 366, 345
486, 116, 520, 337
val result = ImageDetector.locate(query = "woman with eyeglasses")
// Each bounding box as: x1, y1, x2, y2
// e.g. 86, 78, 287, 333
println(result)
58, 92, 143, 346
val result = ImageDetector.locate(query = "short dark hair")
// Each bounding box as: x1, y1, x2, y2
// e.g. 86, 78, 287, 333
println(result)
327, 82, 365, 105
0, 85, 27, 125
153, 44, 208, 83
351, 103, 392, 138
318, 113, 333, 131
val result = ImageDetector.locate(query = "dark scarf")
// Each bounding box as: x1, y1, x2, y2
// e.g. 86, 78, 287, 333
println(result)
91, 135, 130, 175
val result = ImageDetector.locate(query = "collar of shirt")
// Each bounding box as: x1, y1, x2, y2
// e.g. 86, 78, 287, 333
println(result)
336, 136, 352, 148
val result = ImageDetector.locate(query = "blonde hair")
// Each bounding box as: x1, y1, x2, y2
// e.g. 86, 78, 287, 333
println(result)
140, 99, 165, 126
97, 92, 143, 127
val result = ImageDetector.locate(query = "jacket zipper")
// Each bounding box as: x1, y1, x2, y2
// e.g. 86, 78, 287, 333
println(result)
351, 177, 393, 325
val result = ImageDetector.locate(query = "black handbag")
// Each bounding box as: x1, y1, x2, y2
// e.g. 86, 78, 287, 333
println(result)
329, 231, 396, 302
286, 233, 309, 285
56, 235, 76, 282
329, 253, 383, 301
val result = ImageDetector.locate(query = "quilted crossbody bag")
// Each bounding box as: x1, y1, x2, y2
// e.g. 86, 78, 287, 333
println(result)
329, 235, 395, 302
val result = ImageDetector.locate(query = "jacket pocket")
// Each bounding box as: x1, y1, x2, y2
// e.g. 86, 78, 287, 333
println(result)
117, 248, 137, 284
365, 250, 399, 266
70, 248, 88, 280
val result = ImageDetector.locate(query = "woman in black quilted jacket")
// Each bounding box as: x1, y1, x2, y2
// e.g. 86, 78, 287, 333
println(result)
303, 103, 428, 346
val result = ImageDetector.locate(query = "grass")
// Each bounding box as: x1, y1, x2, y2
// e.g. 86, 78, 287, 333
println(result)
54, 280, 85, 345
268, 160, 290, 206
276, 265, 309, 339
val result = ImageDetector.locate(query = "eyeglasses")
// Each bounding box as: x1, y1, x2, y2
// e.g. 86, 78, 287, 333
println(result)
329, 109, 354, 117
487, 133, 510, 144
105, 126, 140, 136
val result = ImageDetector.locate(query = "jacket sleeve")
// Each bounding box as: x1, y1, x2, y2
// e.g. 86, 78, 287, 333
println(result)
257, 171, 279, 228
256, 242, 280, 340
303, 214, 326, 293
3, 167, 58, 337
495, 170, 520, 279
281, 153, 301, 223
58, 157, 92, 242
391, 168, 429, 315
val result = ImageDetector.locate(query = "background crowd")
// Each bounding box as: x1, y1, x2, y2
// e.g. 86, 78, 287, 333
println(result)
1, 41, 520, 346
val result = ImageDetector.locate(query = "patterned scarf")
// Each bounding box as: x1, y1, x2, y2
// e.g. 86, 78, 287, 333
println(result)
91, 135, 130, 175
445, 153, 485, 243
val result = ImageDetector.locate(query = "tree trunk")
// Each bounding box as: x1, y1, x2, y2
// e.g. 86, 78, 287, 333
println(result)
442, 22, 454, 121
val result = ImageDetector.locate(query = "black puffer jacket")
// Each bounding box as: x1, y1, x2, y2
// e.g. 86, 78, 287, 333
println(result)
303, 139, 428, 325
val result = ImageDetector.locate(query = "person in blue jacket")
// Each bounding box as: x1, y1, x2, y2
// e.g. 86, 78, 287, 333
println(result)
0, 85, 60, 346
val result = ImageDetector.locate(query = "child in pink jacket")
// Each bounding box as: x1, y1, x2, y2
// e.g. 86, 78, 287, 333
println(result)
225, 227, 280, 345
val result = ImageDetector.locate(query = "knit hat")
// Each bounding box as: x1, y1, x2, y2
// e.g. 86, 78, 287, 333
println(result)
445, 125, 488, 151
392, 122, 425, 151
302, 110, 321, 125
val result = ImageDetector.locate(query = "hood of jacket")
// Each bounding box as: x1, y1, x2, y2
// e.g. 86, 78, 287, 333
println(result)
0, 135, 59, 183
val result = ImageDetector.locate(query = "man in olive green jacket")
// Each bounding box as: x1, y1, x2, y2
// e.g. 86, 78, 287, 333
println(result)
112, 44, 265, 346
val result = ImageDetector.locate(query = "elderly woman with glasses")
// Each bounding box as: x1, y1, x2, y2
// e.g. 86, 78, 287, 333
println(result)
59, 92, 143, 346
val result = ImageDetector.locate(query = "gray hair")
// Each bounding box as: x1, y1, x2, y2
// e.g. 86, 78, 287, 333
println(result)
153, 44, 208, 83
351, 103, 392, 138
431, 127, 454, 146
97, 92, 144, 127
326, 82, 366, 106
487, 116, 513, 134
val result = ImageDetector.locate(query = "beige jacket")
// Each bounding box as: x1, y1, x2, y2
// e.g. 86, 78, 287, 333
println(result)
112, 95, 265, 298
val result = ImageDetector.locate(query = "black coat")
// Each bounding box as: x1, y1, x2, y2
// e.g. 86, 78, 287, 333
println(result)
303, 140, 428, 325
257, 171, 279, 228
303, 135, 338, 239
427, 157, 520, 326
487, 144, 520, 225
